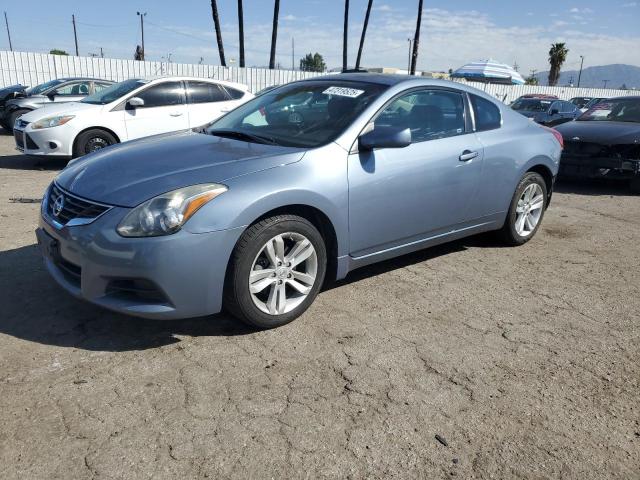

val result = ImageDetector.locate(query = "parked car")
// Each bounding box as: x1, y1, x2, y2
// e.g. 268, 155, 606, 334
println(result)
569, 96, 596, 109
513, 94, 558, 102
555, 96, 640, 192
35, 74, 561, 328
511, 97, 581, 126
1, 78, 114, 132
579, 97, 607, 112
14, 77, 253, 158
0, 84, 28, 127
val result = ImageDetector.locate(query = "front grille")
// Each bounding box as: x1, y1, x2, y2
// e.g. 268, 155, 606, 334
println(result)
105, 278, 171, 305
46, 183, 111, 227
14, 130, 24, 149
25, 133, 38, 150
563, 141, 605, 157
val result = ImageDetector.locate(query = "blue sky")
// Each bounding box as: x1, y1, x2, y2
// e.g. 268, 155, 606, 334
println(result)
2, 1, 639, 73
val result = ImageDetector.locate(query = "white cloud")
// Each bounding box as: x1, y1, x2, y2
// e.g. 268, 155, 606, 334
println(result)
282, 15, 297, 21
621, 1, 638, 6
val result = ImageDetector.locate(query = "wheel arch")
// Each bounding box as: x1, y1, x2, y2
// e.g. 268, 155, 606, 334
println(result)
525, 163, 555, 206
72, 126, 121, 153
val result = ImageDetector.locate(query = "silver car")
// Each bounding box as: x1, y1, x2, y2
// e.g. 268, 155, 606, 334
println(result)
0, 77, 114, 132
36, 74, 562, 328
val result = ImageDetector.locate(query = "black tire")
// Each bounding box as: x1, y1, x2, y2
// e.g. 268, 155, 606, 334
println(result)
499, 172, 548, 246
630, 178, 640, 195
73, 129, 117, 158
224, 215, 327, 329
7, 109, 30, 133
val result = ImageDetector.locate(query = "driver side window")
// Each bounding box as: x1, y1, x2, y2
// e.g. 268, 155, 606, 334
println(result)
375, 89, 466, 142
54, 82, 91, 96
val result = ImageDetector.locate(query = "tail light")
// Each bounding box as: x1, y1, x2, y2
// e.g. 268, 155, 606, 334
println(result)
542, 126, 564, 149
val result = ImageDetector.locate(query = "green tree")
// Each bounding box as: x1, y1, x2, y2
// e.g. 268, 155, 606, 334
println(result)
547, 43, 569, 86
49, 49, 69, 56
525, 75, 539, 85
300, 53, 326, 72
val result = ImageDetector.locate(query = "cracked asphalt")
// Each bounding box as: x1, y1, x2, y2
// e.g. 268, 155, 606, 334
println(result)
0, 130, 638, 479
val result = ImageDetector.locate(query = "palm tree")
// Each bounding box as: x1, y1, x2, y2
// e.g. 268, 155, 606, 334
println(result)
210, 0, 226, 67
269, 0, 280, 69
410, 0, 424, 75
548, 43, 569, 86
343, 0, 349, 71
237, 0, 245, 68
355, 0, 373, 70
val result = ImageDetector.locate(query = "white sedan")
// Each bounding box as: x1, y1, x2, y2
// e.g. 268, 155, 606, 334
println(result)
13, 76, 253, 158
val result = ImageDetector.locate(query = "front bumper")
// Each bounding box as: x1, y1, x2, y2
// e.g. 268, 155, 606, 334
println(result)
559, 154, 640, 180
13, 125, 73, 157
36, 206, 244, 320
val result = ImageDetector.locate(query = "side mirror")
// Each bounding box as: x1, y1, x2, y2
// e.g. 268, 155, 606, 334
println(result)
127, 97, 145, 108
47, 91, 56, 99
359, 126, 412, 151
549, 108, 559, 116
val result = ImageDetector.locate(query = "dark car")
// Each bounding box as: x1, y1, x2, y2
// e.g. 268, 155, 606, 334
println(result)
0, 77, 114, 132
569, 96, 598, 109
555, 96, 640, 192
511, 98, 581, 126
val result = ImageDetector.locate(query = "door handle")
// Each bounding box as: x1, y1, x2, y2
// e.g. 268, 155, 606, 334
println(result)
459, 150, 479, 162
169, 112, 183, 117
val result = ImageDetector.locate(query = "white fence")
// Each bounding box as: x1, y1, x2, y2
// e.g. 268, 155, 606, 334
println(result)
0, 50, 322, 93
1, 50, 636, 102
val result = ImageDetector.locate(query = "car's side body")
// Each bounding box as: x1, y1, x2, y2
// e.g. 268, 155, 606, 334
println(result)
14, 77, 253, 157
38, 75, 561, 320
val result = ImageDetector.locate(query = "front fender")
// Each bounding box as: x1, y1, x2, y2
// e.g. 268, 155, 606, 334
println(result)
183, 144, 350, 256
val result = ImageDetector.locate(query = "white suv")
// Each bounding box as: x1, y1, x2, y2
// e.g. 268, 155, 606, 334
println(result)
14, 76, 253, 158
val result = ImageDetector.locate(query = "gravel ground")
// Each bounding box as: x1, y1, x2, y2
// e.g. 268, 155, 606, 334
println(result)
0, 129, 638, 479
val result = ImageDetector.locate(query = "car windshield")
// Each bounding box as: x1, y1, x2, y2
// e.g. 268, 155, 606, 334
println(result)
570, 97, 591, 108
511, 99, 552, 112
27, 79, 65, 95
206, 80, 387, 148
578, 98, 640, 123
81, 79, 148, 105
582, 98, 605, 110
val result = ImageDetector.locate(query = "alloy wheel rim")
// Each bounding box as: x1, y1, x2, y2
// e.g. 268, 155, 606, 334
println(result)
515, 183, 544, 237
249, 232, 318, 315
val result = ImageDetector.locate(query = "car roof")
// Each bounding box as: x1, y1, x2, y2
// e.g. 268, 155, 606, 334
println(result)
305, 72, 418, 86
137, 76, 250, 91
607, 95, 640, 101
55, 77, 114, 82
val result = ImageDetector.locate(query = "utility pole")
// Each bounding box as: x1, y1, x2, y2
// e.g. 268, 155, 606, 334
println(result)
4, 11, 13, 51
100, 47, 104, 58
577, 55, 584, 87
407, 38, 412, 73
137, 12, 147, 61
603, 79, 609, 89
72, 15, 79, 56
291, 37, 295, 70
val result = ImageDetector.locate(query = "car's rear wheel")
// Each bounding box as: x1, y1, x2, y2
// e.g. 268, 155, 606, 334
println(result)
224, 215, 327, 329
499, 172, 548, 245
73, 129, 117, 158
8, 109, 30, 133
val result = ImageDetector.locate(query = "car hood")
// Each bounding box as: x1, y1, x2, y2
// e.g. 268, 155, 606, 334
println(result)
514, 110, 540, 119
56, 131, 307, 207
21, 101, 99, 121
555, 120, 640, 145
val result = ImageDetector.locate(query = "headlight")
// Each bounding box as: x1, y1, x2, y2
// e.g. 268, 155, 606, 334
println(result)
31, 115, 75, 130
117, 184, 228, 237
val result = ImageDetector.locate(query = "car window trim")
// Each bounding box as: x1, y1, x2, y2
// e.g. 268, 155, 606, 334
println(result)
468, 93, 503, 132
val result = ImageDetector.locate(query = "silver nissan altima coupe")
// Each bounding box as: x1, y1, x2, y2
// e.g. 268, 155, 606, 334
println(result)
36, 74, 562, 328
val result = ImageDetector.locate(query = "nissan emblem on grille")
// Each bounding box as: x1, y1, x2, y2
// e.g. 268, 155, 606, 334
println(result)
52, 195, 65, 217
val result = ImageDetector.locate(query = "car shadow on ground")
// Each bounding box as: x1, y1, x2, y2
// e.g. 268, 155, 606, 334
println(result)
0, 234, 498, 352
555, 179, 637, 196
0, 154, 67, 171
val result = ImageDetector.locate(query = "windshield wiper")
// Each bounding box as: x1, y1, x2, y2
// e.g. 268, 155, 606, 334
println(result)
208, 129, 279, 145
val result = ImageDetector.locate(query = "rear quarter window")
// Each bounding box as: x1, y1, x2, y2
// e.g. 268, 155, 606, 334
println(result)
224, 87, 246, 100
470, 94, 501, 131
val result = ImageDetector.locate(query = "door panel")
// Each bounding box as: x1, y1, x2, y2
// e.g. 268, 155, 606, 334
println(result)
124, 81, 189, 140
348, 88, 483, 257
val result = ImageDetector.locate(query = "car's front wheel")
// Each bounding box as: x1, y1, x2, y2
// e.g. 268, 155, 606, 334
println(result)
499, 172, 548, 245
73, 129, 117, 158
224, 215, 327, 329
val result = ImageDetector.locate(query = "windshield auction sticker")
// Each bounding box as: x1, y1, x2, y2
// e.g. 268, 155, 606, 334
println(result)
323, 86, 365, 98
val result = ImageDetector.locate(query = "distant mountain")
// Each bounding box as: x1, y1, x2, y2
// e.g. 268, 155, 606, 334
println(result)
534, 64, 640, 89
